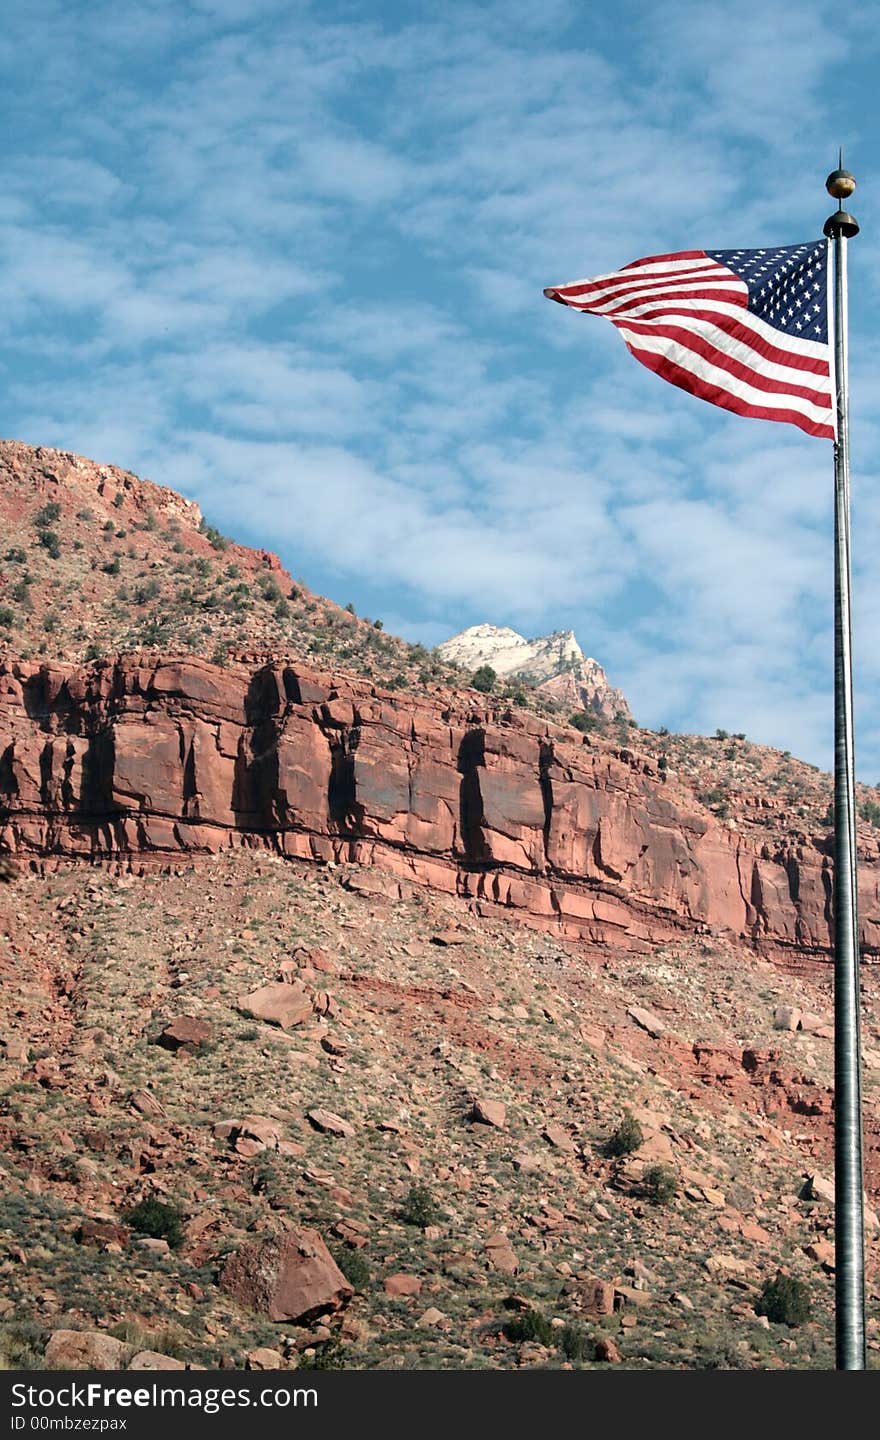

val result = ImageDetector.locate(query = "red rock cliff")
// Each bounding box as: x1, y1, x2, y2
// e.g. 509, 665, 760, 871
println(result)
1, 653, 878, 958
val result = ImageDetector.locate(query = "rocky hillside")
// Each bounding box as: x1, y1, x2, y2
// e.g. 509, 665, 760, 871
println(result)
1, 851, 879, 1370
438, 624, 631, 721
0, 439, 458, 693
2, 437, 880, 1371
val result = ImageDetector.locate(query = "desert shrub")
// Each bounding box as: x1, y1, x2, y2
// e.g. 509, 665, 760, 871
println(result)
331, 1245, 370, 1293
259, 577, 283, 602
557, 1322, 589, 1361
503, 1308, 554, 1347
113, 492, 125, 508
34, 501, 61, 528
103, 557, 121, 575
38, 530, 61, 558
399, 1182, 440, 1228
642, 1164, 678, 1205
604, 1112, 644, 1158
755, 1272, 811, 1327
570, 711, 598, 733
859, 798, 880, 827
0, 1319, 46, 1369
133, 580, 161, 605
5, 546, 27, 563
199, 521, 229, 551
471, 665, 496, 694
0, 607, 13, 628
121, 1197, 185, 1249
299, 1336, 346, 1369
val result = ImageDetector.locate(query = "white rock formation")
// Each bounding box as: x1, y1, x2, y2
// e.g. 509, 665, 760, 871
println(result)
437, 624, 631, 721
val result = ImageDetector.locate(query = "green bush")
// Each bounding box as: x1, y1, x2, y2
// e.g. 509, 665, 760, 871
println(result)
859, 798, 880, 828
642, 1163, 678, 1205
503, 1308, 554, 1347
5, 546, 27, 564
557, 1322, 589, 1361
331, 1245, 370, 1293
755, 1272, 811, 1327
199, 521, 229, 551
471, 664, 496, 694
399, 1182, 440, 1228
38, 530, 61, 558
133, 580, 161, 605
299, 1336, 346, 1369
604, 1112, 644, 1158
113, 492, 125, 508
34, 501, 61, 528
0, 607, 13, 628
120, 1197, 185, 1248
570, 711, 598, 733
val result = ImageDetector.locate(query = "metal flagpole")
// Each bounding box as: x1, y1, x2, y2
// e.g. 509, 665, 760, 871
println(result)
823, 158, 866, 1371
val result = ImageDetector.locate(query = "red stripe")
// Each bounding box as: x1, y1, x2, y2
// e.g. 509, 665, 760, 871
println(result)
612, 309, 829, 376
599, 285, 748, 313
555, 262, 726, 300
612, 318, 832, 406
623, 342, 834, 439
619, 250, 708, 270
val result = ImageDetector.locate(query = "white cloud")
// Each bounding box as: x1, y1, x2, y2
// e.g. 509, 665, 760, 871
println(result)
0, 0, 877, 779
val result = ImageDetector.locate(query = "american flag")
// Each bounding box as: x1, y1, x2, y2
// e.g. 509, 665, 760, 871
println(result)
544, 241, 834, 440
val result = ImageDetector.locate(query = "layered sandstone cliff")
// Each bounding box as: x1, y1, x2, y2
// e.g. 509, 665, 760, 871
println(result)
1, 653, 877, 959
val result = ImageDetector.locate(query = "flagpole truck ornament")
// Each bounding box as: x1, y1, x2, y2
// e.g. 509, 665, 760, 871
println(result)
544, 164, 866, 1371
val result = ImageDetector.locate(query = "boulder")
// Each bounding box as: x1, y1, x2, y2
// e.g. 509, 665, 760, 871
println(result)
484, 1232, 519, 1275
542, 1123, 576, 1153
157, 1016, 213, 1052
307, 1108, 355, 1138
240, 982, 312, 1030
75, 1220, 130, 1250
246, 1348, 284, 1370
626, 1006, 666, 1038
129, 1351, 186, 1370
45, 1330, 128, 1370
383, 1274, 422, 1297
220, 1228, 352, 1323
578, 1277, 615, 1316
773, 1005, 802, 1032
471, 1097, 506, 1129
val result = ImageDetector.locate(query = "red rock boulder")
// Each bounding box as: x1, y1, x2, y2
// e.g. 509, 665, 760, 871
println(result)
219, 1228, 353, 1323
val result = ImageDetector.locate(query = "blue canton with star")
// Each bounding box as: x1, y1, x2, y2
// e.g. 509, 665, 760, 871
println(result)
705, 241, 828, 342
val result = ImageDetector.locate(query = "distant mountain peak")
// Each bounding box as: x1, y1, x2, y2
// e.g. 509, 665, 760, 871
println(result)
437, 623, 631, 721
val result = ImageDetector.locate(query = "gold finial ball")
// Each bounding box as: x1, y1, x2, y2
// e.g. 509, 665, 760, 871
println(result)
826, 168, 856, 200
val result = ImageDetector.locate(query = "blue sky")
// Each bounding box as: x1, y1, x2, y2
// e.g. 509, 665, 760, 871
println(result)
2, 0, 879, 777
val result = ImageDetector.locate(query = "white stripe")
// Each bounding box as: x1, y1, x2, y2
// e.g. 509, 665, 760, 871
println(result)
619, 328, 832, 424
592, 277, 748, 315
615, 315, 829, 389
603, 294, 829, 363
550, 255, 718, 293
570, 268, 739, 308
612, 256, 720, 278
